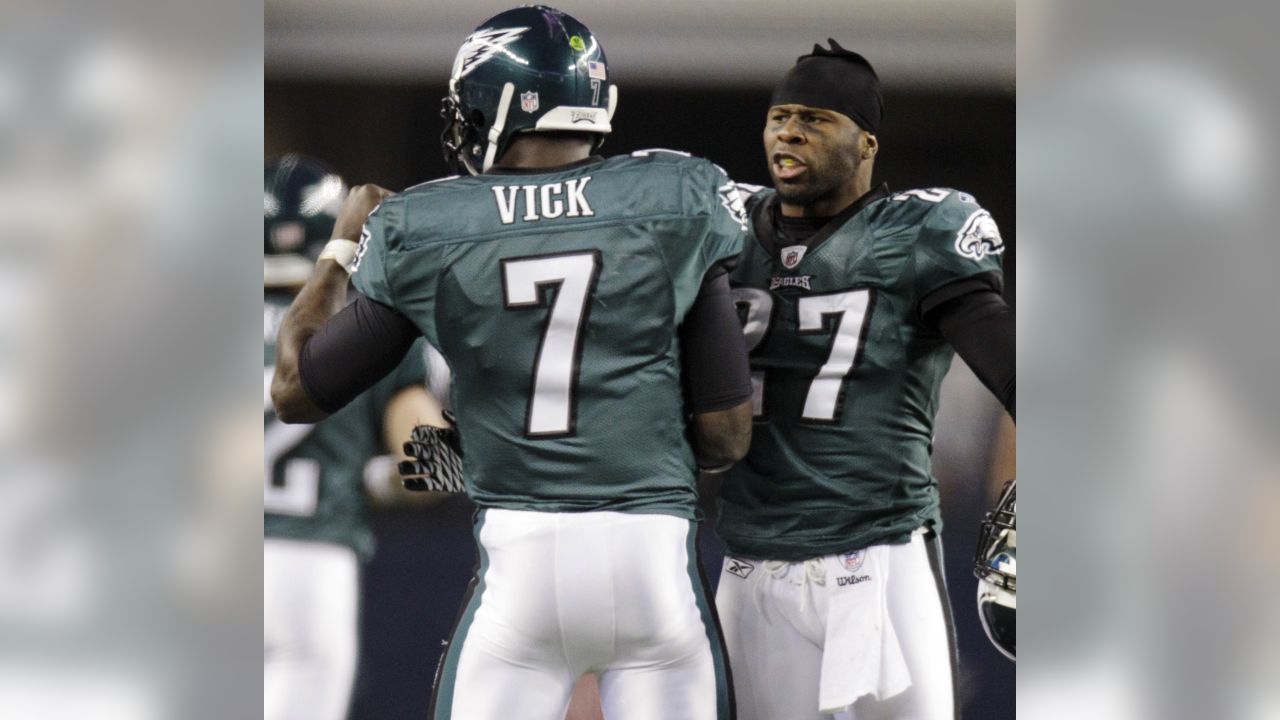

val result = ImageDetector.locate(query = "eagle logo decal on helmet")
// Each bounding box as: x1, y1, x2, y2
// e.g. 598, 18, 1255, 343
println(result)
974, 479, 1016, 661
440, 6, 616, 176
452, 26, 530, 80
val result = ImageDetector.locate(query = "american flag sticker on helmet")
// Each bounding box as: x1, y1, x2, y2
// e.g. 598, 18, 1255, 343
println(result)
587, 61, 606, 80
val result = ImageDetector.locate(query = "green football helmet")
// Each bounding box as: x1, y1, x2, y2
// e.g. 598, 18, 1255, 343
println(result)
264, 154, 346, 288
974, 479, 1016, 661
441, 5, 618, 175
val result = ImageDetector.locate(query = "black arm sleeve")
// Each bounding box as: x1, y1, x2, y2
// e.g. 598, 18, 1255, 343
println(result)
298, 295, 421, 414
923, 286, 1016, 421
679, 265, 754, 414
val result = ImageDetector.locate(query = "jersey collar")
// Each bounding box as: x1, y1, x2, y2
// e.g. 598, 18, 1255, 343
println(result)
486, 155, 605, 175
754, 182, 891, 262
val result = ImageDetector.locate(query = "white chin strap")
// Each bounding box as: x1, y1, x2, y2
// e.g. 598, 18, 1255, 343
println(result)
481, 82, 516, 173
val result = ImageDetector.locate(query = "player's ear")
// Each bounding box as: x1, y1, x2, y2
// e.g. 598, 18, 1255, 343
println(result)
861, 132, 878, 160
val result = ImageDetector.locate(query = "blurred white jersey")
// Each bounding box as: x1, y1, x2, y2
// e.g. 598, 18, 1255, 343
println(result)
716, 530, 955, 720
431, 509, 732, 720
264, 538, 359, 720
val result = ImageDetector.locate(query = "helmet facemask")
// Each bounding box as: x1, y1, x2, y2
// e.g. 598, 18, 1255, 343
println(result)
440, 81, 484, 176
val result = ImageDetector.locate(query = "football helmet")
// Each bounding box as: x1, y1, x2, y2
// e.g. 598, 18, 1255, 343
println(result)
441, 5, 618, 175
264, 154, 346, 288
974, 479, 1016, 661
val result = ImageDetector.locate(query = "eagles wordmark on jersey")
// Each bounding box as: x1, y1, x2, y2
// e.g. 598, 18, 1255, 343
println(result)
719, 185, 1005, 560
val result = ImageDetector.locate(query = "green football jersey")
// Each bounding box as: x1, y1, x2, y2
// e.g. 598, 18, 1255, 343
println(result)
351, 150, 747, 519
718, 185, 1006, 560
264, 292, 427, 558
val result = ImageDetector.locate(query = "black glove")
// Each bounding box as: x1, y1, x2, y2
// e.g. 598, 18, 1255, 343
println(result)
399, 411, 464, 493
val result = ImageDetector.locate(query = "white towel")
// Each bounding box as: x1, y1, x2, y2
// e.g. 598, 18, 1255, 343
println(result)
817, 545, 912, 713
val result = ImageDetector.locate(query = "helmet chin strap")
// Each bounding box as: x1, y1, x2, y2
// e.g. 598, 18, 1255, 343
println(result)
482, 82, 516, 173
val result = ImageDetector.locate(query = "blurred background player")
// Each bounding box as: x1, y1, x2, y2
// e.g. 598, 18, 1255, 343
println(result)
270, 7, 754, 718
263, 154, 443, 720
713, 43, 1015, 720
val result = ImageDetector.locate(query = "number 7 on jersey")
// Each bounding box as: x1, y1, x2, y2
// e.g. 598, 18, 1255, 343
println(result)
501, 251, 602, 437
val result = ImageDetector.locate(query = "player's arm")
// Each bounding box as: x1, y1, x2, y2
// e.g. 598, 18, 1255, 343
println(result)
922, 278, 1016, 421
272, 184, 415, 423
681, 264, 754, 469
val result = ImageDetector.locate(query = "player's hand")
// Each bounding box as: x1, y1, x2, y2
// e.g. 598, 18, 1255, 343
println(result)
399, 414, 465, 493
332, 183, 394, 241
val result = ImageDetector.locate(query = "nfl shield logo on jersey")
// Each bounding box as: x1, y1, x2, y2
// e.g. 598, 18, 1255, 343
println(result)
840, 549, 866, 572
520, 91, 539, 113
781, 244, 807, 269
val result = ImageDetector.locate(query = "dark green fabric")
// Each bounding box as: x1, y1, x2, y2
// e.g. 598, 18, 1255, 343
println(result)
718, 187, 1004, 560
352, 151, 747, 518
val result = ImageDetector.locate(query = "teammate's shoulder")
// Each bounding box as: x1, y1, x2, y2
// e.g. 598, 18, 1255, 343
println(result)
615, 148, 729, 178
875, 187, 980, 217
881, 188, 1004, 262
874, 187, 988, 229
397, 173, 474, 200
366, 174, 479, 246
613, 149, 740, 196
621, 147, 702, 165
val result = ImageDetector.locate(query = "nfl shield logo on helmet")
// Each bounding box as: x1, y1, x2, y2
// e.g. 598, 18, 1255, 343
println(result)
520, 91, 539, 113
840, 549, 866, 572
781, 244, 807, 269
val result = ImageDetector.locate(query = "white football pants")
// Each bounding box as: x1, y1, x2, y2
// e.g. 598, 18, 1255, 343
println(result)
431, 508, 732, 720
264, 538, 359, 720
716, 531, 956, 720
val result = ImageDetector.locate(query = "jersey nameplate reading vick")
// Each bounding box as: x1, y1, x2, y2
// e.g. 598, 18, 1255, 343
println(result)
492, 176, 594, 225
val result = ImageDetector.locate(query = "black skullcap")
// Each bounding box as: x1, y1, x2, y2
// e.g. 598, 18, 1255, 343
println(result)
770, 39, 883, 133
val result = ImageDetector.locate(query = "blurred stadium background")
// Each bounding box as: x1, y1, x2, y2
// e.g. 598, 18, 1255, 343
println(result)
267, 1, 1015, 718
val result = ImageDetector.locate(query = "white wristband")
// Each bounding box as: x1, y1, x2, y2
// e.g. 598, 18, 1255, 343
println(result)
318, 239, 359, 274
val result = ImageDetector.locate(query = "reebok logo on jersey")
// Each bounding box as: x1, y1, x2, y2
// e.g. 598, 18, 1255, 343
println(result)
955, 208, 1004, 261
769, 275, 812, 291
726, 558, 755, 579
492, 177, 594, 225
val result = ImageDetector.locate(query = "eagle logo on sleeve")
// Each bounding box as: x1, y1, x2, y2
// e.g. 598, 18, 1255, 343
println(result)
954, 209, 1005, 261
351, 220, 374, 273
718, 181, 749, 231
